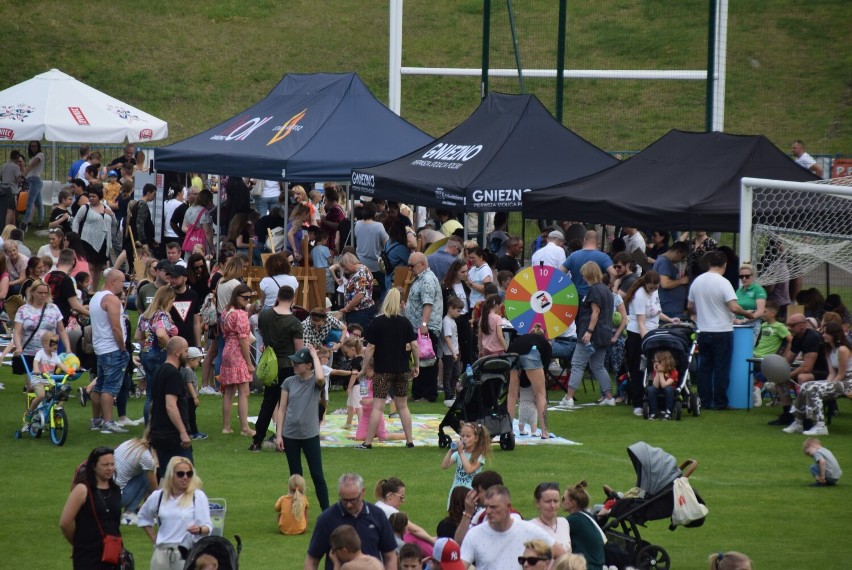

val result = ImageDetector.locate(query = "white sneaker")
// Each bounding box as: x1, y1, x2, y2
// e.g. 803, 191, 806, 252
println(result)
558, 398, 578, 409
633, 407, 643, 416
599, 398, 616, 406
782, 420, 804, 434
803, 422, 829, 436
121, 512, 138, 526
101, 421, 129, 434
443, 399, 456, 408
90, 418, 104, 431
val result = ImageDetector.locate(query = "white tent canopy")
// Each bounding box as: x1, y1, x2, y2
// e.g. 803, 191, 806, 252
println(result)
0, 68, 168, 143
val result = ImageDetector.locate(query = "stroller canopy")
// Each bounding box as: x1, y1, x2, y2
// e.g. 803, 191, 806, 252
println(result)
627, 442, 681, 496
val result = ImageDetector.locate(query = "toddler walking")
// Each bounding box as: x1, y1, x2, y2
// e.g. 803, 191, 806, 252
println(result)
275, 474, 309, 534
182, 347, 206, 439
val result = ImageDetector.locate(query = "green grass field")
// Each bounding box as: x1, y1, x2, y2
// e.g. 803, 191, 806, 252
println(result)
2, 355, 851, 568
1, 1, 848, 154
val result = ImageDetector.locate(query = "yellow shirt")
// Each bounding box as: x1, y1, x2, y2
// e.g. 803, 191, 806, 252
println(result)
275, 494, 308, 535
103, 181, 121, 204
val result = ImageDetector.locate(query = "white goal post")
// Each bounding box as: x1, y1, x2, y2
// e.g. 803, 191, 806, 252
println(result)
739, 177, 852, 286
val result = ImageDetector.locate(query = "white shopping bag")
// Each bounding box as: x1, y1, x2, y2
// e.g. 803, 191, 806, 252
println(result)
671, 477, 708, 526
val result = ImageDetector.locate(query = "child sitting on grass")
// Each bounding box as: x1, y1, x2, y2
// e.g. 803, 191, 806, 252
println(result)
803, 437, 842, 487
646, 350, 678, 420
275, 474, 309, 535
24, 332, 69, 426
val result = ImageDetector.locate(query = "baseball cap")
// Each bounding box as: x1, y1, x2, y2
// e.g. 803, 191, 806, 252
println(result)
289, 347, 313, 364
155, 260, 173, 272
548, 230, 565, 241
187, 347, 203, 360
166, 264, 188, 277
432, 538, 464, 570
108, 170, 118, 177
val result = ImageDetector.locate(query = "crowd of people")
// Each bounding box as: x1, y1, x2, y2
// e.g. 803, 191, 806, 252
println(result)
3, 159, 843, 569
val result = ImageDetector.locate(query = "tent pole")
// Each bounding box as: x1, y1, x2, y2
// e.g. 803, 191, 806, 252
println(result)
51, 141, 57, 189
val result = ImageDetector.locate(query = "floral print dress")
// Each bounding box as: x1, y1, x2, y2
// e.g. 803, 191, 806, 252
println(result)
219, 308, 251, 385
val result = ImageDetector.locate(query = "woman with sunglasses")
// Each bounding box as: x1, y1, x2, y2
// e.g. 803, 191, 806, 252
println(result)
71, 183, 115, 291
519, 540, 554, 569
219, 284, 256, 436
11, 279, 71, 374
137, 457, 212, 570
530, 482, 571, 554
60, 446, 122, 570
186, 253, 212, 302
734, 263, 766, 324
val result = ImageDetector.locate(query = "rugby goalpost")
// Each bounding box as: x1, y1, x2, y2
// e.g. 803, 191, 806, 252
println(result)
739, 177, 852, 286
387, 0, 730, 131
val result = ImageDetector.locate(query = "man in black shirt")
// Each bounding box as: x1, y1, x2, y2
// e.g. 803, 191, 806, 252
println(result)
106, 144, 136, 171
150, 336, 192, 479
495, 236, 523, 275
167, 264, 201, 347
45, 248, 89, 327
768, 314, 829, 426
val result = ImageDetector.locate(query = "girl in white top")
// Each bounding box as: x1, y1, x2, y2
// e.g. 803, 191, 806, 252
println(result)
466, 247, 493, 306
138, 457, 212, 570
529, 482, 571, 553
625, 270, 678, 337
258, 252, 298, 309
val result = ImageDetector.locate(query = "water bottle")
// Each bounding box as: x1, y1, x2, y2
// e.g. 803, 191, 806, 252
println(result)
585, 342, 596, 355
359, 379, 368, 397
450, 441, 459, 451
465, 364, 474, 378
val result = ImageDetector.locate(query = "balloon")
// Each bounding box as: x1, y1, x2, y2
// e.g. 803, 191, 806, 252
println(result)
760, 354, 790, 384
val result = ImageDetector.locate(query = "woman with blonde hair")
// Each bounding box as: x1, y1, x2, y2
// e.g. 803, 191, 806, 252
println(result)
357, 288, 417, 449
135, 286, 178, 424
137, 457, 212, 570
519, 539, 554, 569
553, 553, 587, 570
560, 262, 616, 410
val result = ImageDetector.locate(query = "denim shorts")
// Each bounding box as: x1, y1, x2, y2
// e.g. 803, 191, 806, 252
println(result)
516, 350, 543, 371
95, 351, 130, 397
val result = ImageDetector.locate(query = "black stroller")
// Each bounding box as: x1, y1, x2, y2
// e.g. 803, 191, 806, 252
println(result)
600, 442, 706, 570
438, 353, 518, 451
640, 323, 700, 420
182, 535, 242, 570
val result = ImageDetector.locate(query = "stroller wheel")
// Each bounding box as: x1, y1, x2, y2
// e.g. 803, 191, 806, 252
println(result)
674, 400, 683, 421
689, 392, 701, 417
636, 544, 670, 569
499, 432, 515, 451
438, 433, 451, 449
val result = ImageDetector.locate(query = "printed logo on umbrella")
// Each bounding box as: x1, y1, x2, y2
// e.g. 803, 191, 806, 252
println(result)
0, 104, 35, 122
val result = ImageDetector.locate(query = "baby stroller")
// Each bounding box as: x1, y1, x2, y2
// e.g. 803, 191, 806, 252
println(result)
182, 535, 242, 570
640, 323, 700, 420
600, 442, 706, 570
438, 353, 518, 451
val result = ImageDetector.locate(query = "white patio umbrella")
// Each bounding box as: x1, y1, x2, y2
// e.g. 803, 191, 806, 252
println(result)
0, 68, 168, 180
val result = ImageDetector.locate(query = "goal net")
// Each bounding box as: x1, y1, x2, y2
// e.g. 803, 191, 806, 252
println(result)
740, 177, 852, 286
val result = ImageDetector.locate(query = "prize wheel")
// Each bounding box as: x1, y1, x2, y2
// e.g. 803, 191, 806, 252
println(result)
504, 265, 578, 339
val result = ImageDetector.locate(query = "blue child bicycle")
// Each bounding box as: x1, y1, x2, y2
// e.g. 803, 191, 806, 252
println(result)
13, 355, 84, 446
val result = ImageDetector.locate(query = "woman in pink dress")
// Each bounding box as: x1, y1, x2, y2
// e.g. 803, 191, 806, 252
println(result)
219, 284, 256, 436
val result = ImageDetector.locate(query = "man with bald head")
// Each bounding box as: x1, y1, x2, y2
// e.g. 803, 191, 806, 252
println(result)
405, 252, 443, 402
150, 336, 193, 478
90, 269, 130, 434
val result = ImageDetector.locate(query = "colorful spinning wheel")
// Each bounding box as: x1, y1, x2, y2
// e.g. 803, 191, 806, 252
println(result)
504, 265, 578, 339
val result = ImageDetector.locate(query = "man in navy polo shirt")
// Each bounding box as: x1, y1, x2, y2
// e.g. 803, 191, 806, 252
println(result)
306, 473, 397, 570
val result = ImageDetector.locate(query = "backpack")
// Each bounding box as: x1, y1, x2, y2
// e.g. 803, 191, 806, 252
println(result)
379, 241, 406, 274
200, 292, 218, 327
266, 226, 288, 253
256, 345, 278, 386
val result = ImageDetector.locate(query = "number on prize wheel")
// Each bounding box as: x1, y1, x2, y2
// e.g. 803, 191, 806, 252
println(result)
504, 265, 578, 339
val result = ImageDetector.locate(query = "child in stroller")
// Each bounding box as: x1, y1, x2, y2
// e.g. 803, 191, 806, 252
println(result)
181, 535, 242, 570
641, 323, 700, 420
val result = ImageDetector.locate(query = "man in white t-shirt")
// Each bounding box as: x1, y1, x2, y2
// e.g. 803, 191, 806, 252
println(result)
460, 485, 564, 570
687, 251, 752, 410
530, 230, 566, 269
791, 140, 823, 178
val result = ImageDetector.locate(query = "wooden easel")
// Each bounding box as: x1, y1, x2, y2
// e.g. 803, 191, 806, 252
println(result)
126, 226, 146, 279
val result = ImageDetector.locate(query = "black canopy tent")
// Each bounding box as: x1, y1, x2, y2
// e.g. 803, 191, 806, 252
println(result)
154, 72, 433, 181
350, 93, 617, 211
523, 130, 819, 232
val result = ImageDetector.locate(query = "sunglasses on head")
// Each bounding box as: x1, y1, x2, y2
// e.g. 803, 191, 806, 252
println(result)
175, 470, 194, 479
